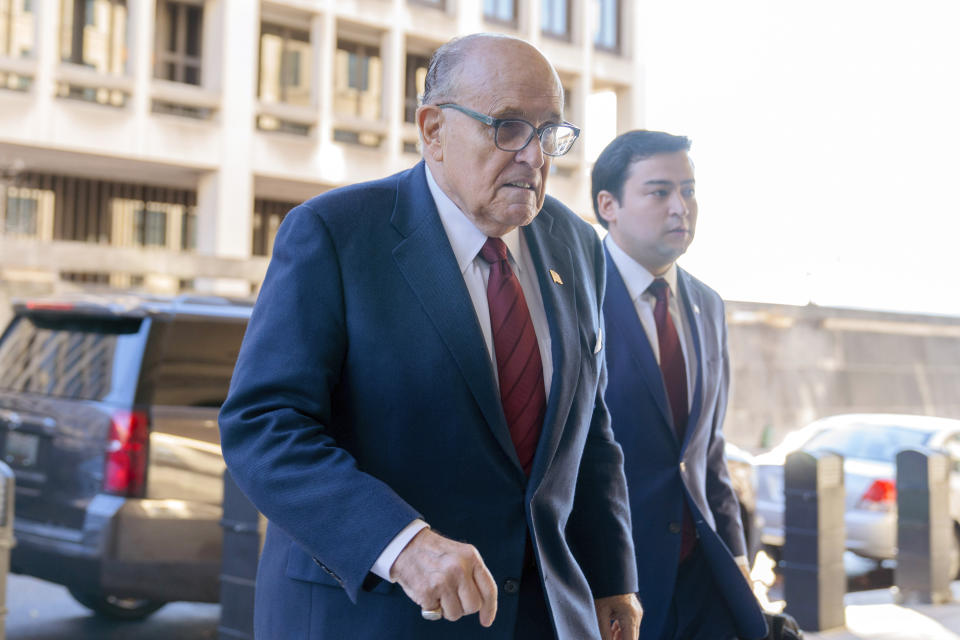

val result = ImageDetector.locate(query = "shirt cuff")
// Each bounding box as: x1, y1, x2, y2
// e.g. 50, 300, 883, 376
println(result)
734, 555, 749, 569
371, 519, 429, 582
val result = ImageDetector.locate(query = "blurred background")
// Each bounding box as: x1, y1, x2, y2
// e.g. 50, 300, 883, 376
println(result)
2, 1, 960, 636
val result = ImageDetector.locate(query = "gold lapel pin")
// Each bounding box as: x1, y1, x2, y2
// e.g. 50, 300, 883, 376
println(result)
549, 269, 563, 285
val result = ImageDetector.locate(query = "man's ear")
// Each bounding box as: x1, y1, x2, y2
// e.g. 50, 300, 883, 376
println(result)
417, 105, 443, 161
595, 190, 619, 226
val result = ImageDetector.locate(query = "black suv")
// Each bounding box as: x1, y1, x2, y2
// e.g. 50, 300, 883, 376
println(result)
0, 293, 251, 619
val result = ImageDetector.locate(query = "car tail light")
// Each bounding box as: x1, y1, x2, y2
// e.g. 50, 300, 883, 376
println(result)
858, 478, 896, 511
104, 410, 149, 497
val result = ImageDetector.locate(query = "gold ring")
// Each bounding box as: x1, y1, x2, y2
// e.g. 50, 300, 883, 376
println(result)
421, 607, 443, 621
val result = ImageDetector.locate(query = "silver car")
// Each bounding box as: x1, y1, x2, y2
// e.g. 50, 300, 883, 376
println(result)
755, 413, 960, 575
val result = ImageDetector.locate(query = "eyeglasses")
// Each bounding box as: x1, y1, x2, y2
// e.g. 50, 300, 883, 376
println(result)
436, 103, 581, 157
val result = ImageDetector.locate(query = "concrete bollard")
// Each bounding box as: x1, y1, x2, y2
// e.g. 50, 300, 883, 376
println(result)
0, 461, 15, 640
895, 448, 953, 605
782, 449, 846, 632
218, 470, 267, 640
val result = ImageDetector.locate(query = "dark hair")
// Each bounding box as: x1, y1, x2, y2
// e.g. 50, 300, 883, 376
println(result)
591, 130, 692, 228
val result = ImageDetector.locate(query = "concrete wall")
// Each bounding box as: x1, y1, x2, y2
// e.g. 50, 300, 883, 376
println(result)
724, 301, 960, 451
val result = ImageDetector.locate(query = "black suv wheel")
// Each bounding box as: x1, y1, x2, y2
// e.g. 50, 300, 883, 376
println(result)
68, 588, 166, 620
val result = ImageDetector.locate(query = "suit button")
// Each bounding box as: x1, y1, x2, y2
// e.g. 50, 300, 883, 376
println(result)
503, 579, 520, 595
679, 461, 687, 473
668, 522, 682, 534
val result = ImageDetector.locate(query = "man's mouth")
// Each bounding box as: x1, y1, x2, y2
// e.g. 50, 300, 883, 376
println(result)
504, 181, 536, 191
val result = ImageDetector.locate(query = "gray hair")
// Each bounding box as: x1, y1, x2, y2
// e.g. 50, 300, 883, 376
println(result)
421, 33, 562, 106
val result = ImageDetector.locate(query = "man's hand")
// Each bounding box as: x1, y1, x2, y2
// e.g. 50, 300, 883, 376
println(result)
594, 593, 642, 640
390, 528, 498, 626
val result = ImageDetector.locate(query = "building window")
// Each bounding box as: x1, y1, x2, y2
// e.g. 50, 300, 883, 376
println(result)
3, 192, 38, 235
252, 198, 296, 257
181, 208, 196, 250
133, 205, 167, 247
155, 0, 203, 85
60, 0, 127, 73
0, 0, 34, 58
594, 0, 619, 51
541, 0, 570, 40
334, 39, 382, 120
483, 0, 516, 25
0, 0, 34, 88
258, 23, 311, 107
404, 53, 430, 123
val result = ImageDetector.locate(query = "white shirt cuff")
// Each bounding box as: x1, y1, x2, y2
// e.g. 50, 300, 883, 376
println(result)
371, 519, 429, 582
734, 555, 749, 569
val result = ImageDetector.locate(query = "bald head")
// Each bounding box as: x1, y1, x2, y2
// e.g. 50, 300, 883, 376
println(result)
421, 34, 563, 109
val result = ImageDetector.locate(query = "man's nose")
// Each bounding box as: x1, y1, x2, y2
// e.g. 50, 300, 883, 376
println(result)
515, 134, 546, 169
669, 192, 690, 216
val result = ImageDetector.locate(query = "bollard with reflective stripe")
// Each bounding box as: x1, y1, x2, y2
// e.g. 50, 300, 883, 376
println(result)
0, 461, 15, 640
895, 448, 953, 605
219, 470, 267, 640
782, 450, 846, 632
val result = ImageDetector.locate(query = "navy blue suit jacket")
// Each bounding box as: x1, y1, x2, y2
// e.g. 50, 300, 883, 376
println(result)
218, 162, 637, 639
602, 250, 766, 640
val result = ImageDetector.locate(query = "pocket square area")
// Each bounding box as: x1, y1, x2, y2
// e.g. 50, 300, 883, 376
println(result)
593, 328, 603, 354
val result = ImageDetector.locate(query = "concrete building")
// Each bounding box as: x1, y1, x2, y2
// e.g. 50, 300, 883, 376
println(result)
0, 0, 643, 297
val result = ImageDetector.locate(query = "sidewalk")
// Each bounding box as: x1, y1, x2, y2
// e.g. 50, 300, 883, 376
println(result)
800, 582, 960, 640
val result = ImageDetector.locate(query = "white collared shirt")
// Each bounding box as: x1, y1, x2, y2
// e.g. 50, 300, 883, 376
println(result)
426, 165, 553, 398
372, 165, 554, 582
604, 235, 697, 408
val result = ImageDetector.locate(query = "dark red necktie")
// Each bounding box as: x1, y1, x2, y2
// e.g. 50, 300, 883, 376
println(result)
479, 237, 545, 475
649, 278, 696, 561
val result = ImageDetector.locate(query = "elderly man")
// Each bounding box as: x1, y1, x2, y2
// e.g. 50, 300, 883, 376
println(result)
219, 33, 640, 640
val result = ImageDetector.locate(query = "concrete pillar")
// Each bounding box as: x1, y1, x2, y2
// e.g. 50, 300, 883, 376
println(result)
619, 0, 646, 130
314, 10, 336, 163
32, 0, 59, 124
128, 0, 156, 121
381, 21, 403, 171
896, 448, 954, 604
782, 450, 846, 632
194, 0, 257, 295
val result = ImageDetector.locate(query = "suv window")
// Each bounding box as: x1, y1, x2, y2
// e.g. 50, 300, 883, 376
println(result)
0, 314, 142, 401
149, 318, 246, 407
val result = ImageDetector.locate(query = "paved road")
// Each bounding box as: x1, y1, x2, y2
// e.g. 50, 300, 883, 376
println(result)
4, 573, 219, 640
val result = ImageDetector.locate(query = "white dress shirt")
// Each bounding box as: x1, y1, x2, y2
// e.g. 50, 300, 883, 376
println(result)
603, 236, 696, 405
370, 165, 554, 581
604, 236, 749, 569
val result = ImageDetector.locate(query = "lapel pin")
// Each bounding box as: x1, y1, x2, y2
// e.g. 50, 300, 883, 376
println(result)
693, 304, 700, 314
549, 269, 563, 285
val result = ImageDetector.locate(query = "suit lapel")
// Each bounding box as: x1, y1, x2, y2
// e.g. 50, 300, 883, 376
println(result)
390, 163, 523, 478
603, 246, 675, 433
677, 269, 704, 451
521, 210, 579, 483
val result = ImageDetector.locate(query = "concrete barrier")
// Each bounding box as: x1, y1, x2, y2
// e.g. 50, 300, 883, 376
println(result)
895, 448, 953, 604
0, 461, 16, 640
783, 449, 846, 631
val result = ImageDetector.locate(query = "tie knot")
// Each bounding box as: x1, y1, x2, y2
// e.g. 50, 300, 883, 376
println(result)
479, 237, 509, 264
648, 278, 670, 304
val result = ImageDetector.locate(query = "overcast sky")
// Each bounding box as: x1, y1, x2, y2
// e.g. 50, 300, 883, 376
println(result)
598, 0, 960, 316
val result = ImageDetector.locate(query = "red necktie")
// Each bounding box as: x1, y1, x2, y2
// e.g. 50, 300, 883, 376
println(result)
480, 237, 545, 475
649, 278, 697, 561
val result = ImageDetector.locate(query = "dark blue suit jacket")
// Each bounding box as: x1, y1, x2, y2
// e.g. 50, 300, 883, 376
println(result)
218, 162, 637, 639
603, 250, 767, 640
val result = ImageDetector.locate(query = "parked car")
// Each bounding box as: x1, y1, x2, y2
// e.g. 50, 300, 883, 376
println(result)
754, 413, 960, 575
0, 293, 252, 619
